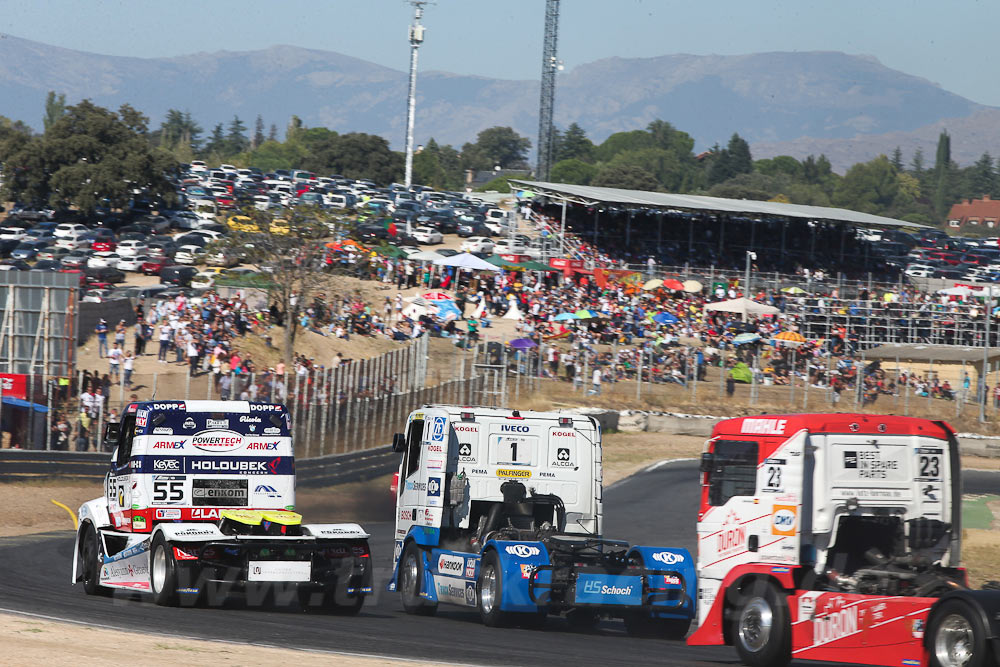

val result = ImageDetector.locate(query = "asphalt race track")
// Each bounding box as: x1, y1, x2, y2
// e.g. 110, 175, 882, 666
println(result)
1, 461, 997, 667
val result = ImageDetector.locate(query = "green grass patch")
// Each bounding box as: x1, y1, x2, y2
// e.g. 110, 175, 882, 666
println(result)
963, 494, 999, 530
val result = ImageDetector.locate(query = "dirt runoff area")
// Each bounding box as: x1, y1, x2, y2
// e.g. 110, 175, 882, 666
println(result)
0, 612, 440, 667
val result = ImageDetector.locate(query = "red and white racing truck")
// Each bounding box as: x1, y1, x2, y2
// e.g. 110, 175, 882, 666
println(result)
72, 400, 372, 610
687, 413, 1000, 667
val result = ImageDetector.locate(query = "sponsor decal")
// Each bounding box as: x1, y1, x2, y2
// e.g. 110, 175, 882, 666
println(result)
717, 510, 746, 557
437, 554, 464, 574
176, 587, 200, 594
813, 598, 859, 646
239, 415, 262, 423
190, 459, 264, 473
136, 409, 149, 427
539, 472, 556, 478
771, 566, 791, 573
155, 508, 181, 520
771, 505, 798, 536
436, 582, 468, 604
551, 447, 573, 467
466, 559, 477, 578
575, 574, 641, 605
246, 441, 279, 451
471, 468, 487, 475
505, 544, 540, 558
458, 442, 476, 462
192, 479, 248, 506
663, 575, 681, 585
132, 515, 147, 530
740, 418, 787, 435
552, 430, 575, 437
405, 480, 427, 492
911, 619, 925, 639
174, 527, 216, 537
427, 459, 443, 470
426, 444, 443, 452
254, 484, 281, 498
152, 427, 173, 435
902, 661, 921, 666
520, 563, 533, 579
500, 424, 529, 433
652, 551, 685, 565
453, 425, 478, 433
430, 416, 446, 442
465, 582, 476, 606
151, 440, 185, 450
393, 540, 403, 562
183, 417, 197, 429
152, 458, 181, 471
191, 429, 243, 451
263, 427, 281, 435
798, 595, 817, 619
151, 402, 185, 411
205, 418, 229, 429
248, 403, 282, 411
427, 477, 441, 497
399, 509, 415, 521
191, 508, 221, 520
843, 450, 900, 479
496, 469, 531, 479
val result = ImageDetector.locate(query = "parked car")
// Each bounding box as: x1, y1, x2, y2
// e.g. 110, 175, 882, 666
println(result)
190, 271, 217, 289
140, 256, 171, 275
0, 225, 28, 241
117, 254, 152, 271
174, 245, 207, 265
160, 265, 199, 286
411, 226, 443, 245
81, 288, 115, 303
36, 246, 71, 262
10, 240, 51, 260
53, 223, 89, 239
30, 259, 64, 272
84, 266, 126, 284
61, 249, 93, 269
460, 236, 495, 253
146, 239, 176, 258
87, 252, 122, 269
0, 259, 31, 271
206, 250, 240, 268
116, 239, 149, 257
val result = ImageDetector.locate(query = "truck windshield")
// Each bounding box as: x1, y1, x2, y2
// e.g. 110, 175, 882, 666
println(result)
708, 440, 759, 506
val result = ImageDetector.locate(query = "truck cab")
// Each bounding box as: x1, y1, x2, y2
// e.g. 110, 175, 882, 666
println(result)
389, 405, 696, 633
687, 414, 1000, 667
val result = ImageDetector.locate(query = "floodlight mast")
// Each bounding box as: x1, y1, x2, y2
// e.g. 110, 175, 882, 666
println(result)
536, 0, 561, 182
403, 1, 430, 190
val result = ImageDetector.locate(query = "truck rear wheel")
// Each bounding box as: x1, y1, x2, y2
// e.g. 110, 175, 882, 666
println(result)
150, 534, 179, 607
732, 583, 790, 667
929, 600, 988, 667
399, 543, 436, 616
79, 525, 109, 597
478, 550, 511, 627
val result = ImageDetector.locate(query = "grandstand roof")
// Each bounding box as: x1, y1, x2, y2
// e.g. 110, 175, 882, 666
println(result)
864, 344, 1000, 365
508, 180, 929, 230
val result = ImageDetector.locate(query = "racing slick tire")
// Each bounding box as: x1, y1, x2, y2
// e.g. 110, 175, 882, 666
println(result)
928, 599, 989, 667
478, 550, 512, 627
399, 543, 437, 616
732, 582, 790, 667
79, 524, 110, 597
150, 534, 179, 607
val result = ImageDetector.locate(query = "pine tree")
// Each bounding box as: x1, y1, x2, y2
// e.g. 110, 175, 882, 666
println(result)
204, 123, 226, 155
43, 91, 66, 133
252, 114, 265, 150
911, 147, 924, 173
890, 146, 903, 171
268, 123, 278, 142
933, 131, 953, 219
727, 133, 753, 176
225, 115, 249, 154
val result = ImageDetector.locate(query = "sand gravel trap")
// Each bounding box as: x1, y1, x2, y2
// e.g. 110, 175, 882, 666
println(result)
0, 612, 444, 667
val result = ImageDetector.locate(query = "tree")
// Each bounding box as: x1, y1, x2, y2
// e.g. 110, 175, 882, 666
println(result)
727, 133, 753, 176
591, 163, 659, 191
226, 115, 249, 155
158, 109, 202, 160
468, 126, 531, 169
211, 206, 340, 371
301, 132, 403, 184
755, 156, 802, 179
965, 152, 995, 200
1, 100, 176, 211
550, 158, 598, 185
556, 122, 594, 162
911, 147, 925, 174
832, 155, 899, 215
204, 123, 226, 155
932, 130, 956, 219
595, 130, 655, 163
890, 146, 904, 171
42, 91, 66, 133
252, 115, 265, 150
268, 123, 278, 142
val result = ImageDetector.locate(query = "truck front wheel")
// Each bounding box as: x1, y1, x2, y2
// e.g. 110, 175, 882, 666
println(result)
478, 550, 511, 627
928, 600, 989, 667
399, 543, 436, 616
79, 525, 109, 597
732, 583, 790, 667
150, 534, 179, 607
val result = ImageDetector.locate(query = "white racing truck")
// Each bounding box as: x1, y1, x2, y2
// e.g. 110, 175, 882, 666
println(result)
72, 400, 372, 610
687, 413, 1000, 667
387, 405, 697, 633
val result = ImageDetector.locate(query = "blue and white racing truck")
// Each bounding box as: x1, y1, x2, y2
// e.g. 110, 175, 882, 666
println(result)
388, 405, 696, 634
72, 400, 372, 611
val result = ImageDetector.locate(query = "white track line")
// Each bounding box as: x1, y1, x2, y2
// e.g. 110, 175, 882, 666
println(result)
0, 606, 488, 667
607, 457, 698, 490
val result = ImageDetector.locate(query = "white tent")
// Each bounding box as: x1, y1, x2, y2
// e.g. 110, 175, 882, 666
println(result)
938, 286, 973, 297
704, 297, 780, 321
432, 252, 499, 271
409, 250, 443, 262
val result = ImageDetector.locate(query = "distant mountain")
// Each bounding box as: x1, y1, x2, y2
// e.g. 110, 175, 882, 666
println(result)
0, 35, 995, 170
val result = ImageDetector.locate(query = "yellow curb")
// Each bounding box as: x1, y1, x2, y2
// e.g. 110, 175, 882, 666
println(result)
50, 500, 78, 530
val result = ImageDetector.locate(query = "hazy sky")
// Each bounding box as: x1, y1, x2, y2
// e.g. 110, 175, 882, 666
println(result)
2, 0, 998, 105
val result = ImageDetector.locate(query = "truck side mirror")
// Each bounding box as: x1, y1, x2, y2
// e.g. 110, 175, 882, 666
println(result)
392, 433, 406, 453
700, 452, 715, 473
103, 422, 120, 449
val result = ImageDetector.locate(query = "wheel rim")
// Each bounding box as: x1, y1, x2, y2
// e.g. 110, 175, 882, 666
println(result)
402, 553, 418, 599
738, 597, 773, 653
935, 613, 975, 667
151, 545, 167, 594
480, 564, 497, 614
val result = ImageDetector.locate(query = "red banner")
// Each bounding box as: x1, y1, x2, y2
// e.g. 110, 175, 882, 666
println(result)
0, 373, 27, 400
548, 258, 583, 270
